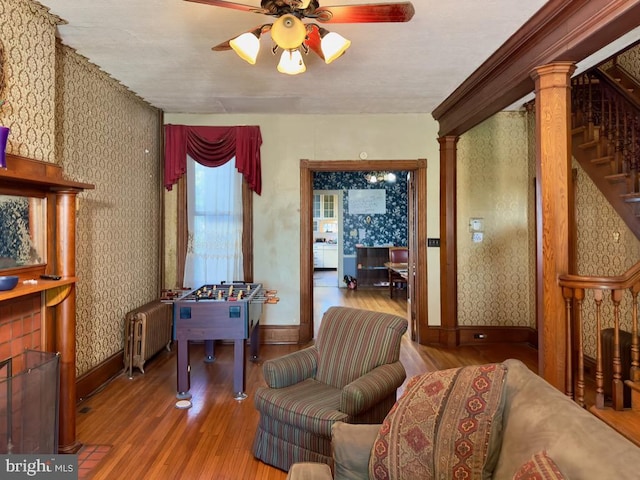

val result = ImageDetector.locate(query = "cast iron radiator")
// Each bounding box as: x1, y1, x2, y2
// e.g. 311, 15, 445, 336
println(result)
601, 328, 637, 408
124, 300, 172, 377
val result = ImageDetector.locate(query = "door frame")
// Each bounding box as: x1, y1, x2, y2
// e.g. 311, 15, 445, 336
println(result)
300, 159, 428, 344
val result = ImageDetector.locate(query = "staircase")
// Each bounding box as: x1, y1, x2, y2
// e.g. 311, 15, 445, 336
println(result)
564, 64, 640, 446
571, 65, 640, 240
590, 386, 640, 447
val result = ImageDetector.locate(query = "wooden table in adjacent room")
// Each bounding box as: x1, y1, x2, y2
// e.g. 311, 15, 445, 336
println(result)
385, 261, 409, 299
172, 283, 271, 401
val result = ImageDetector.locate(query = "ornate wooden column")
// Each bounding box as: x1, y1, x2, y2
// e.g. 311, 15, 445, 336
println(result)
56, 191, 80, 454
530, 62, 576, 391
438, 135, 459, 347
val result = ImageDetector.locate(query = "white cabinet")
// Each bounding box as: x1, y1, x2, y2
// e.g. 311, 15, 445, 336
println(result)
313, 245, 321, 268
313, 244, 338, 269
323, 245, 338, 268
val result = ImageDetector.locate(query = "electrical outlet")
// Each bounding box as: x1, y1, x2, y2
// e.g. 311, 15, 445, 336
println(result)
427, 238, 440, 247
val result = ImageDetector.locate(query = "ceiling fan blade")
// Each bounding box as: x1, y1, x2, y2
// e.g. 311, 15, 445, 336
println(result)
313, 2, 415, 23
184, 0, 269, 15
304, 25, 325, 60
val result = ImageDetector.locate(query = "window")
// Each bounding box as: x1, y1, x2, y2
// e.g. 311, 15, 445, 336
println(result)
183, 157, 243, 287
313, 194, 336, 219
323, 195, 335, 218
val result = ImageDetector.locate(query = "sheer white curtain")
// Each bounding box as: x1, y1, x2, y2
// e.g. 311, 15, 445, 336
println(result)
183, 156, 244, 287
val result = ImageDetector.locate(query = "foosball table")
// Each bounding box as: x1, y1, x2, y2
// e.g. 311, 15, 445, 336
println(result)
172, 282, 278, 400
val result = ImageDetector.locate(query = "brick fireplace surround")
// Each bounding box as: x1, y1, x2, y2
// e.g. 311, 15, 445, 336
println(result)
0, 295, 42, 373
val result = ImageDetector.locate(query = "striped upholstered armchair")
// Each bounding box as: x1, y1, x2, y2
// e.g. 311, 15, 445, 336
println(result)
252, 306, 408, 471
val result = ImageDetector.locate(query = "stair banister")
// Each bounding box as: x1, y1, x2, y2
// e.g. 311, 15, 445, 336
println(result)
560, 261, 640, 410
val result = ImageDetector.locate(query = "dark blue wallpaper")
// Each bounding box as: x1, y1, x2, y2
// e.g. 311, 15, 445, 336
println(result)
313, 171, 408, 255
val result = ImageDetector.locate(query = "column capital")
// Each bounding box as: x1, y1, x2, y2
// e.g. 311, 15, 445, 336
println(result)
530, 61, 577, 82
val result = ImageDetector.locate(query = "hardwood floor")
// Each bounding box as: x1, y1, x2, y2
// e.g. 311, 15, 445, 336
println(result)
76, 285, 537, 479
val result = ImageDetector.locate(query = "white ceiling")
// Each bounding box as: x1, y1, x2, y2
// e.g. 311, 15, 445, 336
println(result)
38, 0, 550, 115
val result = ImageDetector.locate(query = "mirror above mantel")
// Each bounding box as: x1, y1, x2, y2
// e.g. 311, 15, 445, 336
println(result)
0, 153, 94, 295
0, 194, 47, 270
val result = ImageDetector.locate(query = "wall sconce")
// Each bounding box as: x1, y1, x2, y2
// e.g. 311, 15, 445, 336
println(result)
365, 172, 396, 184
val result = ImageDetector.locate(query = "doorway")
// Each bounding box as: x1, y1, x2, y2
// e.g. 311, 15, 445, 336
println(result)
312, 189, 343, 288
300, 159, 428, 344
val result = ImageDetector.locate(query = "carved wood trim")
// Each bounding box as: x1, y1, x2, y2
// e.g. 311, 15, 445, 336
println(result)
438, 136, 458, 346
432, 0, 640, 137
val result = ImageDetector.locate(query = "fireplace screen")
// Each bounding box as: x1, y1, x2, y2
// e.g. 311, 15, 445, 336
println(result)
0, 350, 60, 454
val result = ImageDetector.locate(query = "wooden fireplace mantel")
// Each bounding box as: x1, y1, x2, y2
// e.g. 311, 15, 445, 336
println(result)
0, 153, 94, 454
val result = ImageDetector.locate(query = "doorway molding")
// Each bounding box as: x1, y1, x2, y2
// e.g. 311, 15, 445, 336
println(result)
300, 159, 428, 344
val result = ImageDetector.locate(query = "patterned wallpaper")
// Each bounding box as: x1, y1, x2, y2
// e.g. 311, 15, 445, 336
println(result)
0, 0, 57, 162
56, 44, 162, 375
601, 42, 640, 81
1, 0, 163, 376
456, 111, 535, 328
313, 171, 408, 254
573, 161, 640, 358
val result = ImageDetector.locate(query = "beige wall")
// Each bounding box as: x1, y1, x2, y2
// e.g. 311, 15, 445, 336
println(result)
163, 113, 442, 328
1, 0, 163, 376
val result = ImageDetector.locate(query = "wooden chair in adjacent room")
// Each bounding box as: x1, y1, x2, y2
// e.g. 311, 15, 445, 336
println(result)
388, 247, 408, 299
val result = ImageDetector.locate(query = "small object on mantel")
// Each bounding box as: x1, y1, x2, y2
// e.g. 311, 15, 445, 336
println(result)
0, 275, 18, 291
40, 274, 62, 280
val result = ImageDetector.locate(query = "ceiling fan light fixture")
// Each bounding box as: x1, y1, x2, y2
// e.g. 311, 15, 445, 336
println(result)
271, 14, 307, 50
295, 0, 313, 9
229, 30, 262, 64
277, 49, 306, 75
319, 29, 351, 64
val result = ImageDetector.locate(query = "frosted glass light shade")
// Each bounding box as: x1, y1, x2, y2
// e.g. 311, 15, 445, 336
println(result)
271, 14, 307, 50
277, 49, 306, 75
320, 32, 350, 64
230, 32, 261, 64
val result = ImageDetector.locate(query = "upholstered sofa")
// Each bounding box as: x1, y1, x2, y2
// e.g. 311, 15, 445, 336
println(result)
286, 358, 640, 479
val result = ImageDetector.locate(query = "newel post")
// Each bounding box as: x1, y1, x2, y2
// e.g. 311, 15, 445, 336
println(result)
530, 62, 576, 391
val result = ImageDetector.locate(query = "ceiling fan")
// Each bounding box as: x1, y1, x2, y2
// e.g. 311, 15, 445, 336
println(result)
185, 0, 415, 74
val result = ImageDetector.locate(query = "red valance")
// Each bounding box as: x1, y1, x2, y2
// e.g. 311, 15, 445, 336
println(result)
164, 124, 262, 195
